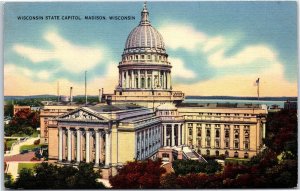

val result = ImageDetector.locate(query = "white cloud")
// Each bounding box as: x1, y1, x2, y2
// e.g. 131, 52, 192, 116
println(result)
202, 36, 225, 53
159, 24, 207, 51
208, 44, 277, 68
169, 57, 196, 79
13, 31, 105, 73
36, 70, 51, 80
4, 61, 119, 96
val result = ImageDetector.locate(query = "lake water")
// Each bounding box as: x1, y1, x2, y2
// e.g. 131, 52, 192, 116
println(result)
184, 99, 286, 108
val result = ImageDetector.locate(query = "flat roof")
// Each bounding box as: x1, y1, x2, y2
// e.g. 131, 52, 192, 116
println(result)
87, 103, 143, 112
177, 102, 261, 109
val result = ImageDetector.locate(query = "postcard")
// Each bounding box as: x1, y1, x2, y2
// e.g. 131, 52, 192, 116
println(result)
3, 1, 298, 189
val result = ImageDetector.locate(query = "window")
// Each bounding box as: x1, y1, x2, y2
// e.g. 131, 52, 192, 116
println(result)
244, 152, 249, 159
234, 130, 239, 139
197, 127, 201, 137
225, 130, 230, 138
197, 139, 201, 146
225, 113, 230, 116
215, 124, 220, 127
216, 113, 221, 116
245, 142, 249, 150
141, 55, 145, 59
206, 140, 210, 147
215, 140, 220, 148
147, 55, 151, 59
215, 150, 219, 156
189, 128, 193, 136
225, 150, 229, 157
244, 130, 249, 139
215, 129, 220, 138
135, 55, 138, 59
234, 151, 239, 158
235, 114, 239, 116
225, 141, 229, 148
234, 141, 239, 149
162, 153, 169, 158
206, 150, 210, 156
206, 129, 211, 137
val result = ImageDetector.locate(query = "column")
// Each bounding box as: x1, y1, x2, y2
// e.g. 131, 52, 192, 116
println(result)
59, 127, 63, 161
262, 122, 266, 139
178, 124, 181, 145
76, 129, 81, 163
151, 71, 154, 89
163, 125, 167, 146
127, 70, 130, 88
67, 128, 72, 162
143, 130, 146, 158
137, 70, 140, 89
165, 71, 168, 89
86, 130, 90, 163
145, 74, 148, 89
99, 132, 103, 163
119, 72, 121, 87
95, 130, 100, 166
131, 70, 134, 89
158, 71, 161, 88
105, 130, 111, 166
169, 71, 172, 89
171, 124, 175, 146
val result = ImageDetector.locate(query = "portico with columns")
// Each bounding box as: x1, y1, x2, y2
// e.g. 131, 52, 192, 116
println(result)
156, 103, 184, 147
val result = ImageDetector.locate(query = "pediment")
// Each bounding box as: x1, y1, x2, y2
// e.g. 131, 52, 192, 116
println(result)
58, 108, 107, 121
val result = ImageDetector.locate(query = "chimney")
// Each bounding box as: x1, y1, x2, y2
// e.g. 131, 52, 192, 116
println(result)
70, 87, 73, 104
98, 89, 102, 103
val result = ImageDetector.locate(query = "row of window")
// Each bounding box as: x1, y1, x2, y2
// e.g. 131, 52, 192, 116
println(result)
159, 111, 175, 116
122, 70, 169, 76
189, 127, 250, 140
123, 54, 167, 62
201, 150, 249, 159
194, 139, 250, 150
189, 123, 250, 128
199, 112, 255, 117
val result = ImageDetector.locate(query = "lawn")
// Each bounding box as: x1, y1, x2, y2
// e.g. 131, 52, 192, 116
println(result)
6, 139, 18, 150
18, 163, 37, 173
11, 130, 39, 138
19, 143, 47, 152
225, 157, 250, 165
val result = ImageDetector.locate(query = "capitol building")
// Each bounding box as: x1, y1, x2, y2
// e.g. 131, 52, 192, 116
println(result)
46, 4, 267, 178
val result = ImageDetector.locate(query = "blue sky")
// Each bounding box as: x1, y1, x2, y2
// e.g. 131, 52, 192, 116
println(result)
4, 1, 298, 96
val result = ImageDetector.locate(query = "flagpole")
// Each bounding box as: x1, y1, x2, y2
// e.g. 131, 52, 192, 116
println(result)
257, 82, 259, 101
257, 78, 260, 101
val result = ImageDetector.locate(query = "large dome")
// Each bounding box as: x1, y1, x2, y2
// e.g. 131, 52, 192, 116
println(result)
123, 4, 166, 54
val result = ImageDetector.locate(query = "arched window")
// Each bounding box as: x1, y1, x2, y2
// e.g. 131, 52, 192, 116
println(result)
215, 150, 219, 156
206, 150, 210, 156
234, 151, 239, 158
244, 152, 249, 159
225, 150, 229, 157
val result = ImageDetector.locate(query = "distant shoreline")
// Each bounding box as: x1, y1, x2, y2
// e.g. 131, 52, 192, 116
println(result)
4, 95, 297, 101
